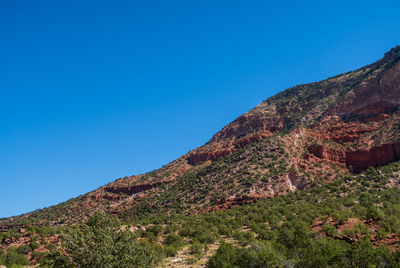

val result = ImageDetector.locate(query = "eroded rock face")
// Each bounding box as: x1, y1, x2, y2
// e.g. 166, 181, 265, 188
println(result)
307, 93, 400, 173
328, 48, 400, 121
308, 144, 346, 164
310, 123, 379, 143
190, 46, 400, 170
309, 142, 400, 172
210, 111, 282, 142
187, 148, 234, 165
104, 182, 163, 195
233, 132, 271, 147
187, 132, 271, 165
346, 143, 400, 172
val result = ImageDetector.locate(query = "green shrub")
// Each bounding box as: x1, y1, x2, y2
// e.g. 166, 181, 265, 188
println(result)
30, 241, 40, 250
206, 242, 237, 268
189, 240, 203, 257
16, 245, 31, 255
196, 230, 218, 244
322, 224, 338, 237
163, 234, 184, 247
4, 248, 29, 267
0, 250, 5, 265
147, 225, 163, 237
163, 245, 178, 257
60, 211, 163, 268
235, 231, 254, 246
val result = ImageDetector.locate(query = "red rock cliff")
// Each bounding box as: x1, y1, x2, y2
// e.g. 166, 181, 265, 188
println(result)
309, 142, 400, 172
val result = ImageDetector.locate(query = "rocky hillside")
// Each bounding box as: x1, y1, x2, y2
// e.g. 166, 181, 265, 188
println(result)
2, 46, 400, 229
3, 46, 400, 267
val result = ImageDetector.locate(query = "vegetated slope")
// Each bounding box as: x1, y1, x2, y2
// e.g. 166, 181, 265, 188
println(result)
2, 46, 400, 229
3, 157, 400, 267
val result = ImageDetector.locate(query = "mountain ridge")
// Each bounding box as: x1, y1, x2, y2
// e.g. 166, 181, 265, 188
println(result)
2, 45, 400, 228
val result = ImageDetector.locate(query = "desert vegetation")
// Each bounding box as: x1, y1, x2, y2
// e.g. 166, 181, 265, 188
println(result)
2, 162, 400, 267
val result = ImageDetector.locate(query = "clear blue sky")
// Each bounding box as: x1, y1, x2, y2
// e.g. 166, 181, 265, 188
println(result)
1, 0, 399, 218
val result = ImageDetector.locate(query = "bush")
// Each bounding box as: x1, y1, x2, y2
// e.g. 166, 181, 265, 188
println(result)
163, 245, 178, 257
163, 234, 184, 247
0, 250, 5, 265
235, 231, 254, 246
206, 242, 237, 268
60, 211, 163, 268
196, 230, 218, 244
30, 241, 40, 250
37, 251, 73, 268
16, 244, 31, 255
147, 225, 163, 237
189, 240, 204, 257
322, 224, 338, 237
236, 242, 284, 267
4, 248, 29, 267
207, 241, 285, 268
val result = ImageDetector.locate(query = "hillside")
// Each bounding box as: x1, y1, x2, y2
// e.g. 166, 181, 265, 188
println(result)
3, 45, 400, 227
2, 46, 400, 267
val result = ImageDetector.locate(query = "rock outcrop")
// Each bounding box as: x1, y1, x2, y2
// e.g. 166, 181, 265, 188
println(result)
187, 148, 233, 165
328, 47, 400, 121
187, 132, 271, 165
346, 142, 400, 172
309, 141, 400, 172
209, 111, 282, 142
308, 144, 346, 164
104, 182, 163, 195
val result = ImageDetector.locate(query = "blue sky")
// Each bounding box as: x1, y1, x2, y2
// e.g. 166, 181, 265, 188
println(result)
1, 0, 400, 218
